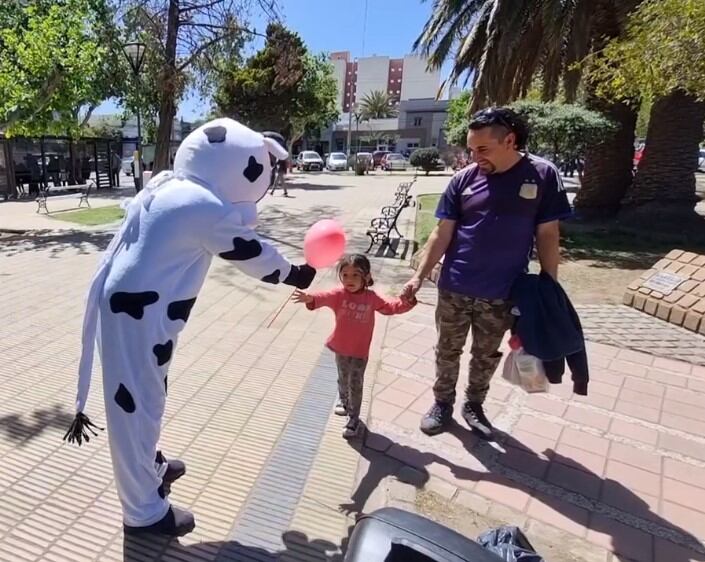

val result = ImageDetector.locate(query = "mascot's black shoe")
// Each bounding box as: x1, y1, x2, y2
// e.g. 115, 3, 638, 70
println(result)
163, 458, 186, 483
123, 506, 196, 537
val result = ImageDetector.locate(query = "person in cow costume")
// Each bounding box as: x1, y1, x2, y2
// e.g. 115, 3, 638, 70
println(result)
64, 118, 315, 536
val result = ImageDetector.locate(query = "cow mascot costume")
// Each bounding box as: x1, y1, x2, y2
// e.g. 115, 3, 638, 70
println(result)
64, 118, 315, 536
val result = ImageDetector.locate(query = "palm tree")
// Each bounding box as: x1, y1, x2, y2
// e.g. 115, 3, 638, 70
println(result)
359, 90, 398, 120
414, 0, 642, 216
623, 92, 705, 225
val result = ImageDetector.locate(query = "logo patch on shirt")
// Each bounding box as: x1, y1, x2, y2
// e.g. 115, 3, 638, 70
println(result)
519, 183, 538, 200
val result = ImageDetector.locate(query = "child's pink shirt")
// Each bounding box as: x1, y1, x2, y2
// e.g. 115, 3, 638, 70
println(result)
307, 287, 415, 359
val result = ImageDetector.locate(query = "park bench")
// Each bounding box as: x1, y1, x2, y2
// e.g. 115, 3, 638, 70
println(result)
365, 181, 415, 254
36, 181, 95, 214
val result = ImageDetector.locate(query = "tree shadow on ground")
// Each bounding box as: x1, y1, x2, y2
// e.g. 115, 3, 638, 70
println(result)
560, 221, 705, 270
283, 178, 351, 192
0, 229, 114, 258
343, 427, 705, 562
123, 529, 349, 561
0, 404, 76, 445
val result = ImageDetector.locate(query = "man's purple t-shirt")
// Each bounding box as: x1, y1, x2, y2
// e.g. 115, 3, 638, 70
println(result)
436, 154, 571, 300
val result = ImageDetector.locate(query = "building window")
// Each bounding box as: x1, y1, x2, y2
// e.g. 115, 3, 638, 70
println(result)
413, 117, 423, 127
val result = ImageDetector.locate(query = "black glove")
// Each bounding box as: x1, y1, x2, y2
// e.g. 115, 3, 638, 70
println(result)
283, 264, 316, 289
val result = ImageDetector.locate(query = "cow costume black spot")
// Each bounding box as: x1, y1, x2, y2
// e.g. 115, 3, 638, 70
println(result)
167, 298, 197, 323
110, 291, 159, 319
115, 383, 136, 413
243, 156, 264, 183
66, 117, 316, 537
219, 237, 263, 261
153, 340, 173, 366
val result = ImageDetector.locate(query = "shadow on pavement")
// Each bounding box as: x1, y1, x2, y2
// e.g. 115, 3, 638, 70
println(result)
0, 229, 114, 258
0, 404, 77, 445
123, 529, 346, 561
343, 427, 705, 562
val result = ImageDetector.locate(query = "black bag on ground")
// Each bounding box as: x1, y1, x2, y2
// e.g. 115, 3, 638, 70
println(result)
477, 526, 544, 562
344, 508, 504, 562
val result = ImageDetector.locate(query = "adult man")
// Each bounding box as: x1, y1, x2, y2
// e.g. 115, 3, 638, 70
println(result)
263, 131, 289, 197
401, 107, 571, 438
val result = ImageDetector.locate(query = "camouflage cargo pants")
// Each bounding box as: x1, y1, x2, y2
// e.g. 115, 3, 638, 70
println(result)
434, 289, 513, 405
335, 354, 368, 419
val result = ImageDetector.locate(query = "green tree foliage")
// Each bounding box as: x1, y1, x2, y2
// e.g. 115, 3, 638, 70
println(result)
119, 0, 253, 173
359, 90, 398, 120
444, 90, 472, 146
0, 0, 123, 136
588, 0, 705, 102
410, 147, 441, 175
442, 97, 615, 166
214, 23, 339, 150
414, 0, 641, 109
511, 101, 616, 165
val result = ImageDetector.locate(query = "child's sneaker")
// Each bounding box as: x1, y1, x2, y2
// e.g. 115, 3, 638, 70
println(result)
334, 398, 347, 416
342, 417, 360, 439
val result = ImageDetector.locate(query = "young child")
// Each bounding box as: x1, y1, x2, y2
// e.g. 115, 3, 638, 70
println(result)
292, 254, 416, 438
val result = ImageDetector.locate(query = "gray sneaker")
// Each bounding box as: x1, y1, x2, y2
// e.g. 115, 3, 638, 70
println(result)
462, 401, 493, 439
419, 401, 453, 435
334, 398, 347, 416
343, 416, 361, 439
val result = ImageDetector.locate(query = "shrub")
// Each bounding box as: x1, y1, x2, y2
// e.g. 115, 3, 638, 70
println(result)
410, 148, 441, 175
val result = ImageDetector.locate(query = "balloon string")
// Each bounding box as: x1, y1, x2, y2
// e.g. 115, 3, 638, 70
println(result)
266, 288, 296, 329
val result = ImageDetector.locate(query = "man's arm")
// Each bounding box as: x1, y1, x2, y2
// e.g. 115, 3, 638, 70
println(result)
401, 219, 456, 299
536, 220, 561, 280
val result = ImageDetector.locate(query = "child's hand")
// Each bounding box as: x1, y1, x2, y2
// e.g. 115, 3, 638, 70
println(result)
291, 289, 314, 305
400, 294, 417, 306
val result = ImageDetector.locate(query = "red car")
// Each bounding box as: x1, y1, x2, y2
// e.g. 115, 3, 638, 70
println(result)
633, 146, 644, 170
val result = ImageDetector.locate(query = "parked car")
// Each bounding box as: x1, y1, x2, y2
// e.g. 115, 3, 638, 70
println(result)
296, 151, 324, 172
121, 156, 134, 176
633, 147, 644, 170
350, 152, 373, 174
326, 152, 348, 171
383, 153, 407, 171
372, 150, 390, 169
698, 149, 705, 172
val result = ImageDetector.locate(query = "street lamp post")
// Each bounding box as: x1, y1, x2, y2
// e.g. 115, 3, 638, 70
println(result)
122, 41, 146, 192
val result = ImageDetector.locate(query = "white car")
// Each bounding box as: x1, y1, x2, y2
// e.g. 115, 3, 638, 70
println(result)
296, 151, 324, 172
383, 153, 408, 171
326, 152, 348, 171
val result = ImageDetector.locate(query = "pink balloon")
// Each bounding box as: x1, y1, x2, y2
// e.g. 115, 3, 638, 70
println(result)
304, 219, 347, 269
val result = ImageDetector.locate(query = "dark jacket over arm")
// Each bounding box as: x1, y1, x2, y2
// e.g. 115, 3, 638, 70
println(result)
510, 272, 589, 395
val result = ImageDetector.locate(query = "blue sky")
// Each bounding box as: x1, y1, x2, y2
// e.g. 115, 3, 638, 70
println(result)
96, 0, 449, 120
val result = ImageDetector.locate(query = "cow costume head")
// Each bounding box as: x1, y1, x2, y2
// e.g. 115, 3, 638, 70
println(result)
173, 117, 288, 204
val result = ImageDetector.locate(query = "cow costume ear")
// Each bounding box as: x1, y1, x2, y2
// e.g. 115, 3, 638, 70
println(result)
263, 137, 288, 161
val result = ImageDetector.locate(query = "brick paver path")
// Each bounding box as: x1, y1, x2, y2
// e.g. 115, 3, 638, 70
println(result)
0, 172, 447, 561
577, 305, 705, 366
364, 287, 705, 562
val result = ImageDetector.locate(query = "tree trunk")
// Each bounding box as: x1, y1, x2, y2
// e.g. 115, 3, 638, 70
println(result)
573, 99, 638, 218
573, 0, 642, 219
153, 0, 179, 174
620, 90, 705, 226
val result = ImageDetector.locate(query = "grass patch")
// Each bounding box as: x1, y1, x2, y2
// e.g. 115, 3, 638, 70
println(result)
560, 221, 705, 269
51, 205, 124, 226
415, 193, 441, 248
